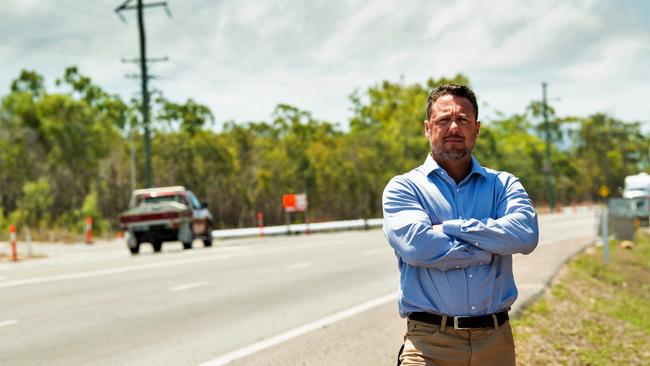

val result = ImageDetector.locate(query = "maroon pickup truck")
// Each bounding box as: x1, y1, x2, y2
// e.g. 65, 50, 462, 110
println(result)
119, 186, 214, 254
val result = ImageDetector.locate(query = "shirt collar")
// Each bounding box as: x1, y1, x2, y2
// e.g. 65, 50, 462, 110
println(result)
422, 154, 487, 179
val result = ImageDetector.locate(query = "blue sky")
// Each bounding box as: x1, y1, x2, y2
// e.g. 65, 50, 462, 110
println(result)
1, 0, 649, 129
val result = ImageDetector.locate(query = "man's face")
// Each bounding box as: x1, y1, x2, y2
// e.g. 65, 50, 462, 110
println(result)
423, 94, 480, 161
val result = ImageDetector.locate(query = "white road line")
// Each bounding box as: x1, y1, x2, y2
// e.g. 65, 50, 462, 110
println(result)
196, 292, 397, 366
0, 254, 235, 289
362, 249, 380, 256
0, 319, 19, 328
286, 262, 311, 270
0, 276, 6, 281
169, 281, 209, 292
0, 242, 324, 289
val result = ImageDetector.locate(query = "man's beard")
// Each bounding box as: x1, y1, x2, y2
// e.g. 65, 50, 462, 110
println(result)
430, 143, 472, 160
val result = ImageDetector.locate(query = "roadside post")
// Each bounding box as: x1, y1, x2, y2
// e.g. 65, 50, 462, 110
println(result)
601, 206, 609, 263
599, 186, 611, 264
26, 227, 32, 258
306, 216, 312, 235
257, 211, 265, 238
9, 224, 17, 262
85, 216, 93, 244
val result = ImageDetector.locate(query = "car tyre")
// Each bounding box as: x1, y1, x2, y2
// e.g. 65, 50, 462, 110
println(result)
203, 226, 213, 247
129, 242, 140, 255
152, 240, 163, 253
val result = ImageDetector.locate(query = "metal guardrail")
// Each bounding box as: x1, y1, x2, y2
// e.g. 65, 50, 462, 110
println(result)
211, 218, 384, 239
210, 205, 600, 240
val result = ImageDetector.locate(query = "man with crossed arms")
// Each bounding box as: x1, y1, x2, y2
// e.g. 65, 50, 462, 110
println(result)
383, 84, 539, 366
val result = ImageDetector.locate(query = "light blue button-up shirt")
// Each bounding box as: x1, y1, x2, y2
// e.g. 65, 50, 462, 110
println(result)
383, 154, 539, 317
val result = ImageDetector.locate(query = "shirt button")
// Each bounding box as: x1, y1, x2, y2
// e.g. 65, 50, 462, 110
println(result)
456, 265, 460, 269
469, 274, 473, 279
456, 188, 460, 192
478, 262, 483, 265
471, 306, 476, 310
475, 242, 480, 246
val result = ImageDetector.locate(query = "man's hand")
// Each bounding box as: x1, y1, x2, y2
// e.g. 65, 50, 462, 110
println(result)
432, 224, 444, 233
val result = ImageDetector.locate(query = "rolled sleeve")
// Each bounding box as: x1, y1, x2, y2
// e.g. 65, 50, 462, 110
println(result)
442, 219, 464, 236
441, 176, 539, 255
383, 176, 492, 270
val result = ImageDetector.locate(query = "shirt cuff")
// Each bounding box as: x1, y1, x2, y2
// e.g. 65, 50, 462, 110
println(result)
442, 219, 464, 237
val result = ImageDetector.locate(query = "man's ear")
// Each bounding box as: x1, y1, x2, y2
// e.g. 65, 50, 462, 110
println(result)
423, 120, 430, 136
475, 120, 481, 135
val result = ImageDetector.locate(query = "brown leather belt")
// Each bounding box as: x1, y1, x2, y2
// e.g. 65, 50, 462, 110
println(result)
408, 311, 509, 329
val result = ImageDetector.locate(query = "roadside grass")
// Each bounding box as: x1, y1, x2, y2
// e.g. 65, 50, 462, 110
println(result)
512, 229, 650, 366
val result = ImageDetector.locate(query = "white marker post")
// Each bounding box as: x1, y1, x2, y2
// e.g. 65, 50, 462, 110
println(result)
601, 206, 609, 263
26, 228, 32, 258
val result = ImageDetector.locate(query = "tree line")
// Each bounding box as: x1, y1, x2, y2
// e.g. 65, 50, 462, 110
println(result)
0, 68, 648, 239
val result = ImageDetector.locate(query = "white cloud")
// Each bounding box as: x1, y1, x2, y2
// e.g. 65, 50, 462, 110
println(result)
0, 0, 649, 125
4, 0, 47, 17
415, 0, 602, 72
562, 36, 650, 81
315, 0, 401, 64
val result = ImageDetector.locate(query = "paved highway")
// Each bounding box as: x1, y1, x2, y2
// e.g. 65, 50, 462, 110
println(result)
0, 210, 598, 365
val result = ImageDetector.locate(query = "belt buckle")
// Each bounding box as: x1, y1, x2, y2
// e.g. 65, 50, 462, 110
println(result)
453, 316, 470, 330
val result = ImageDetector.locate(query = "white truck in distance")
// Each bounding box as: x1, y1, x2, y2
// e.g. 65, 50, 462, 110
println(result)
623, 172, 650, 224
623, 172, 650, 199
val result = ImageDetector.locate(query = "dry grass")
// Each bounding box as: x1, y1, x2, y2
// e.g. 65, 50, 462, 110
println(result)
513, 230, 650, 365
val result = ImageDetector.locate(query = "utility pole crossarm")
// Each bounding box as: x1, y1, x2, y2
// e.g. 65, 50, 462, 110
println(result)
116, 2, 169, 10
115, 0, 135, 21
122, 56, 169, 63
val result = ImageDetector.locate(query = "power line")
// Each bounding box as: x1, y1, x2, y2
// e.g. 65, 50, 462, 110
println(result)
115, 0, 171, 189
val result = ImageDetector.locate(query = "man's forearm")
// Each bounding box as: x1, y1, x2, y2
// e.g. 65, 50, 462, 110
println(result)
440, 211, 538, 255
385, 222, 492, 270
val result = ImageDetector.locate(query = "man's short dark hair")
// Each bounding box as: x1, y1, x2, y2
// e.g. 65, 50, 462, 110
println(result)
426, 84, 479, 121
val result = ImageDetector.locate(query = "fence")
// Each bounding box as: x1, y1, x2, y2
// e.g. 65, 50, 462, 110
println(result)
211, 218, 384, 239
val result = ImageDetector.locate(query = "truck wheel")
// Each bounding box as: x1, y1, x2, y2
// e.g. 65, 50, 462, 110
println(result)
203, 227, 213, 247
152, 240, 163, 253
129, 242, 140, 255
203, 237, 212, 247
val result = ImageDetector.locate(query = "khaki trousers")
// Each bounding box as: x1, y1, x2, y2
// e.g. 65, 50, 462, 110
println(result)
399, 318, 516, 366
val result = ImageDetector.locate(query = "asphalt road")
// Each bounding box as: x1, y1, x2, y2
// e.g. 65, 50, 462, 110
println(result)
0, 209, 598, 366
